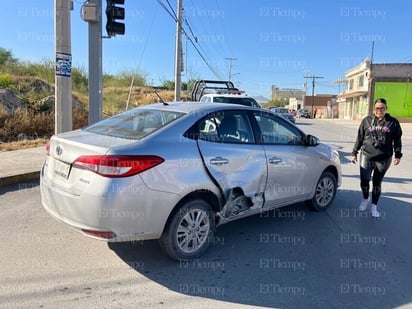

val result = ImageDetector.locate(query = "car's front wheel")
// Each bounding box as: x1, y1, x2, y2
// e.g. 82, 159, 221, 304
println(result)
306, 171, 337, 211
159, 199, 215, 261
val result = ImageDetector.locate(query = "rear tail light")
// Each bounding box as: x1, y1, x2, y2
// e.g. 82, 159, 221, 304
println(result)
73, 155, 164, 178
45, 142, 51, 155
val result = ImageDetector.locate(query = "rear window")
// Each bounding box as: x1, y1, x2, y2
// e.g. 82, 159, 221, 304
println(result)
212, 96, 260, 107
84, 109, 184, 139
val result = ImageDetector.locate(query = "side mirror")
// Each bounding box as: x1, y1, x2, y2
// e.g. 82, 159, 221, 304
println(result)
304, 134, 320, 146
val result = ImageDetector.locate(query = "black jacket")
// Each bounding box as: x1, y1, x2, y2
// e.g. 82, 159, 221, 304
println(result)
352, 113, 403, 161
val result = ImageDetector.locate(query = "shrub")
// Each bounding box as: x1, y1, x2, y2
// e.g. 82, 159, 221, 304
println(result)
0, 73, 12, 88
0, 107, 88, 142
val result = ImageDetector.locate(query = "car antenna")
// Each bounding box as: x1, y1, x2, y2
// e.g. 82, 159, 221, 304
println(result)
152, 87, 168, 106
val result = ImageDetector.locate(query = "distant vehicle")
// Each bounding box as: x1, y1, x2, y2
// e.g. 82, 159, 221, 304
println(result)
190, 80, 262, 108
199, 93, 262, 108
269, 107, 296, 123
40, 101, 341, 260
191, 80, 239, 101
297, 109, 311, 119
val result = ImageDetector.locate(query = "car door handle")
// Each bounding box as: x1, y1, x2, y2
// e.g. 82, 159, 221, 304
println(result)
268, 157, 282, 164
210, 157, 229, 165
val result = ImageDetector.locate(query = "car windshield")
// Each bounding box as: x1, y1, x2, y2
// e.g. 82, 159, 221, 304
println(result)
84, 108, 184, 139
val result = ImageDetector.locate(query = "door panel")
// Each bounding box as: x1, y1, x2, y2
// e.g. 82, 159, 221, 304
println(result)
198, 140, 267, 199
252, 112, 321, 208
263, 144, 320, 207
196, 111, 267, 204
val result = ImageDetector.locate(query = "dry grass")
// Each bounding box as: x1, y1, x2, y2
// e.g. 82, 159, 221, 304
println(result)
0, 138, 48, 151
1, 87, 190, 151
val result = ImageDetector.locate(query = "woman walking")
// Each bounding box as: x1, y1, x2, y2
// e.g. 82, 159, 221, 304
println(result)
351, 98, 403, 218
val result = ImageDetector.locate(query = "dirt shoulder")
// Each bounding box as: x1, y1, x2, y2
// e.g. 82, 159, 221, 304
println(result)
0, 138, 48, 152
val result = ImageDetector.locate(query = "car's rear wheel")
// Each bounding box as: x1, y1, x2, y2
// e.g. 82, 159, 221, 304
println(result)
159, 199, 215, 261
306, 171, 337, 211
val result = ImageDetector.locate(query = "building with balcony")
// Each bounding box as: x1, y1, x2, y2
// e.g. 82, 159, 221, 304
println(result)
337, 60, 412, 120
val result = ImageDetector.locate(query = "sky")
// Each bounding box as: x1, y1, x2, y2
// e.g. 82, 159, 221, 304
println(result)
1, 0, 412, 98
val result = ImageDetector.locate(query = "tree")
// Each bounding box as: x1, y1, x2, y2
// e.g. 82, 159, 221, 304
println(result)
161, 80, 175, 90
184, 78, 198, 91
266, 98, 289, 108
0, 47, 18, 67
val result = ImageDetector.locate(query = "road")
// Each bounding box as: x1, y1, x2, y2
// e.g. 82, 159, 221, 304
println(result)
1, 119, 412, 309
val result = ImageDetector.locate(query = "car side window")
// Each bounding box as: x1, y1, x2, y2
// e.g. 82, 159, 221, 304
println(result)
253, 113, 302, 145
197, 111, 255, 144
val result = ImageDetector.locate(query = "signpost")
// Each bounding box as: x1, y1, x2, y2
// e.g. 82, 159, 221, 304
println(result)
54, 0, 73, 134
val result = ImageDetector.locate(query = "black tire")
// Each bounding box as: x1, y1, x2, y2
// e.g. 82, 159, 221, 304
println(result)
159, 199, 215, 261
306, 171, 337, 211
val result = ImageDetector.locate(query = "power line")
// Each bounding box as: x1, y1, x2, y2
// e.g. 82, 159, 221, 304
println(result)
184, 18, 197, 42
185, 0, 229, 77
155, 0, 224, 80
164, 0, 177, 20
183, 14, 224, 78
185, 35, 222, 79
155, 0, 177, 21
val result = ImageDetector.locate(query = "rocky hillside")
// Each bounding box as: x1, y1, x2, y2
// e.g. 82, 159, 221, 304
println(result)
0, 88, 27, 115
0, 76, 192, 150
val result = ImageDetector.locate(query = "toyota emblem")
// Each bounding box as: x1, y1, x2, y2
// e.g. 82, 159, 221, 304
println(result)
56, 145, 63, 156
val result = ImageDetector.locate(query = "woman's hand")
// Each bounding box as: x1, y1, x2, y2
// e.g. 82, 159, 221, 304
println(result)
351, 155, 357, 164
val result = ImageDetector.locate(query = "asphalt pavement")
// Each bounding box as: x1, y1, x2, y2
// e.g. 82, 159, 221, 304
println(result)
1, 119, 411, 308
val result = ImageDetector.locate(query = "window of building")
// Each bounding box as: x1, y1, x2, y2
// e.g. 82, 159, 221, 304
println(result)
358, 75, 364, 88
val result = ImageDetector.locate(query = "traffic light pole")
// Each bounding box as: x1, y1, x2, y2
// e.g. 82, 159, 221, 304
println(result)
82, 0, 125, 124
88, 0, 103, 124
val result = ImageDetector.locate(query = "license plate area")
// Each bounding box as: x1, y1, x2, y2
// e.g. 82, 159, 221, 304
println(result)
54, 160, 71, 178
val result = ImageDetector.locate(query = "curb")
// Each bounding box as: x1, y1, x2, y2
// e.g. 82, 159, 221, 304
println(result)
0, 171, 40, 188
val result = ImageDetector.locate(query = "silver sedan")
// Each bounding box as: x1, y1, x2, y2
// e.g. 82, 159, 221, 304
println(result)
40, 102, 341, 260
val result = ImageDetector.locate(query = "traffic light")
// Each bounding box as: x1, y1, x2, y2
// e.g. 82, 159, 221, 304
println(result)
106, 0, 125, 37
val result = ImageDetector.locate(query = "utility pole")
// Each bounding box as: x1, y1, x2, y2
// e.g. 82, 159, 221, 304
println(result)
54, 0, 73, 133
367, 41, 375, 116
303, 70, 309, 108
226, 57, 237, 81
304, 75, 324, 116
174, 0, 183, 101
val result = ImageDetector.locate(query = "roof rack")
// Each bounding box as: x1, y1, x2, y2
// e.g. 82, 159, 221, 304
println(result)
191, 80, 240, 101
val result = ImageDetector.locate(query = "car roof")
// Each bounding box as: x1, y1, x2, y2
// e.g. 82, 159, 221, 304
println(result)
141, 101, 260, 113
203, 94, 253, 98
201, 93, 255, 98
